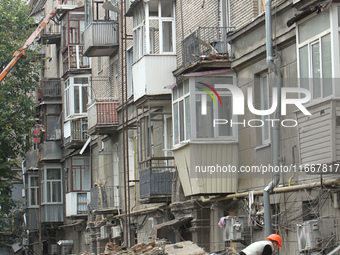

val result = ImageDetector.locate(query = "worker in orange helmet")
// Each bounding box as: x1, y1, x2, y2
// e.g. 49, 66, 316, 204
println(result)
238, 234, 282, 255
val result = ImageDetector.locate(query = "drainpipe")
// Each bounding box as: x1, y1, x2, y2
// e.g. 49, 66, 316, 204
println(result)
264, 0, 282, 238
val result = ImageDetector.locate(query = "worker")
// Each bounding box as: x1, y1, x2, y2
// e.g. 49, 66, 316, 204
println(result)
238, 234, 282, 255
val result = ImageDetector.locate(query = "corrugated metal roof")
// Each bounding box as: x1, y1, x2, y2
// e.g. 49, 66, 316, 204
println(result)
29, 0, 47, 16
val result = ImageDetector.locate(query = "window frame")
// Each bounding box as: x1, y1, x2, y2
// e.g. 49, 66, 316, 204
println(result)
41, 166, 63, 205
70, 156, 91, 192
28, 175, 39, 208
64, 75, 91, 119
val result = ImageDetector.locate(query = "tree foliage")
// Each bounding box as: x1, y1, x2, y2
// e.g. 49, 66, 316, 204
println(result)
0, 0, 39, 233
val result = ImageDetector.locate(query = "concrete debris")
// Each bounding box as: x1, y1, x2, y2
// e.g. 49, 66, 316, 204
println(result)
165, 241, 207, 255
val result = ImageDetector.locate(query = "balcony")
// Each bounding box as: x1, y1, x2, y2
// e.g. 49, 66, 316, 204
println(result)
64, 118, 89, 149
40, 22, 61, 44
41, 204, 64, 223
87, 99, 119, 135
83, 21, 119, 57
139, 157, 175, 203
62, 45, 90, 77
182, 27, 235, 67
133, 55, 176, 101
41, 79, 61, 98
66, 192, 89, 218
39, 141, 63, 161
25, 150, 38, 170
90, 185, 120, 214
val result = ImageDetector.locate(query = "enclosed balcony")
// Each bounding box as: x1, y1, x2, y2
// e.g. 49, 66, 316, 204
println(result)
63, 117, 89, 149
90, 185, 120, 214
62, 45, 90, 77
66, 192, 89, 218
41, 79, 61, 98
182, 27, 234, 67
83, 21, 119, 57
139, 157, 175, 203
25, 150, 38, 170
87, 99, 119, 135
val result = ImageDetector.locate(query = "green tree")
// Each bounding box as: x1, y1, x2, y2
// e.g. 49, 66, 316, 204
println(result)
0, 0, 39, 233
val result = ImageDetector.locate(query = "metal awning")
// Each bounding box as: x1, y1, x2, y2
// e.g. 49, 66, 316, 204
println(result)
149, 216, 193, 239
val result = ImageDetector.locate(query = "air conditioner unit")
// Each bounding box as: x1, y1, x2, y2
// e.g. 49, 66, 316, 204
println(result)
223, 217, 244, 242
22, 238, 28, 246
100, 225, 111, 239
297, 217, 335, 252
111, 226, 121, 239
55, 129, 61, 140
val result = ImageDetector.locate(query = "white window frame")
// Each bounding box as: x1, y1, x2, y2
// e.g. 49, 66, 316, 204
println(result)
64, 75, 91, 119
29, 175, 39, 208
297, 6, 340, 102
41, 166, 63, 204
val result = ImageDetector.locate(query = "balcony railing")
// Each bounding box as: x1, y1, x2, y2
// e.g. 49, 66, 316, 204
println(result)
83, 21, 119, 57
62, 45, 90, 76
40, 22, 61, 44
182, 27, 235, 66
90, 185, 120, 211
139, 157, 175, 201
88, 98, 119, 132
64, 118, 89, 146
41, 79, 61, 98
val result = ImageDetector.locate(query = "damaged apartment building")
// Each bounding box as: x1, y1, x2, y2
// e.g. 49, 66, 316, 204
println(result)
15, 0, 340, 254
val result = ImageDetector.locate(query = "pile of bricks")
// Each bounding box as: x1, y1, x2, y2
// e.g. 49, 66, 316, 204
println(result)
130, 240, 165, 255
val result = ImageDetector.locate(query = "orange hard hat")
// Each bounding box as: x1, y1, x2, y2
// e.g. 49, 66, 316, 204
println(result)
267, 234, 282, 247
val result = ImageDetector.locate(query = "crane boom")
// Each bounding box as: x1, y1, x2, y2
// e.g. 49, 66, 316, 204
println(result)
0, 9, 57, 83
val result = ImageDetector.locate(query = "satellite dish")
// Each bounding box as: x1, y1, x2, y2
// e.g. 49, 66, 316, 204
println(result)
103, 1, 120, 13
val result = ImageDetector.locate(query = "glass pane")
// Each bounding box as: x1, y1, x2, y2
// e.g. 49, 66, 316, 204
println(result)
185, 96, 191, 140
299, 45, 309, 91
82, 166, 91, 190
46, 116, 60, 140
74, 77, 88, 84
178, 83, 183, 98
47, 182, 51, 202
322, 34, 332, 97
65, 89, 70, 117
31, 177, 38, 186
161, 0, 172, 17
298, 10, 330, 43
47, 169, 61, 180
74, 86, 80, 113
52, 182, 61, 202
218, 96, 232, 136
179, 100, 184, 142
69, 21, 79, 44
82, 86, 88, 113
173, 86, 178, 100
196, 94, 214, 138
173, 103, 179, 144
73, 157, 85, 165
73, 166, 81, 190
184, 79, 189, 94
162, 21, 173, 52
149, 1, 158, 16
312, 42, 321, 99
30, 188, 37, 205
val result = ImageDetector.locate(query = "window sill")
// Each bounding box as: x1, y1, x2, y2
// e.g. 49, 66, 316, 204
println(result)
255, 143, 271, 150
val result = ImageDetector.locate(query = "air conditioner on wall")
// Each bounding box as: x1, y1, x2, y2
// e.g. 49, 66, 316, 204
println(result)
297, 217, 335, 252
100, 225, 111, 239
223, 217, 244, 242
111, 226, 121, 239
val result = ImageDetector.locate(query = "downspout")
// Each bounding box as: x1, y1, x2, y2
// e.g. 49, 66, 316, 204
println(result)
264, 0, 282, 237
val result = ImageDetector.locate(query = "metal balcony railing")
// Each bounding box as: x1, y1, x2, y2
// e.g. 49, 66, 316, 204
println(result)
182, 27, 235, 66
139, 157, 175, 199
87, 98, 119, 130
90, 185, 120, 210
41, 79, 61, 97
64, 118, 89, 146
83, 21, 119, 57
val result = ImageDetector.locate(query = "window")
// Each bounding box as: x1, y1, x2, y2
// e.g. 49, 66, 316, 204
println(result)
42, 168, 62, 203
258, 0, 265, 15
172, 75, 236, 147
298, 10, 333, 101
77, 193, 87, 214
260, 74, 270, 144
64, 76, 90, 118
71, 157, 91, 191
173, 79, 190, 145
45, 105, 61, 140
29, 176, 38, 207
